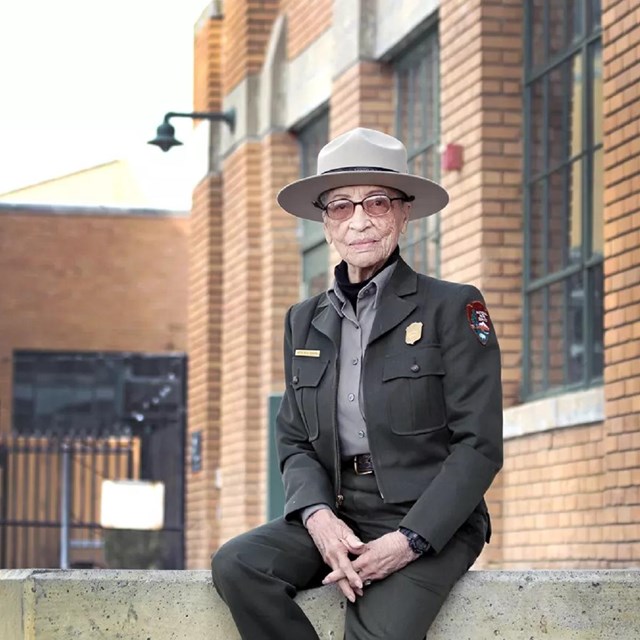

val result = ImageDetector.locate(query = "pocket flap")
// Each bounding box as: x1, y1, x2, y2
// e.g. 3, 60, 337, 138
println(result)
382, 347, 444, 381
292, 358, 329, 388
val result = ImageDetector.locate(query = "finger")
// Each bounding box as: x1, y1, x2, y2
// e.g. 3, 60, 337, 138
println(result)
321, 568, 345, 585
339, 557, 363, 590
342, 534, 365, 553
338, 578, 357, 603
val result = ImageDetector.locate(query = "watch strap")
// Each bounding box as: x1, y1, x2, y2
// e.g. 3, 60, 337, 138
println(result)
398, 526, 431, 556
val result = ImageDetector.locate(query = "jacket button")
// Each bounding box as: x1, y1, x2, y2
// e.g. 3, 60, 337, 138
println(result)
292, 375, 299, 384
410, 364, 420, 373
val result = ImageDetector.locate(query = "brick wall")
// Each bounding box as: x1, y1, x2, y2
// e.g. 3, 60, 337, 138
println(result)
259, 132, 300, 394
186, 177, 224, 568
218, 143, 265, 543
601, 0, 640, 566
186, 13, 226, 569
222, 0, 279, 95
330, 61, 395, 138
280, 0, 332, 60
259, 132, 301, 523
500, 424, 606, 568
193, 16, 223, 115
0, 209, 188, 435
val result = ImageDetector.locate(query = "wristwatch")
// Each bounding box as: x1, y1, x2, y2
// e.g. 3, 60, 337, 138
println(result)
398, 526, 431, 556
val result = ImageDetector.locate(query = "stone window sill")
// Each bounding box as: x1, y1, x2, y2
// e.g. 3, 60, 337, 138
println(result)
503, 386, 604, 440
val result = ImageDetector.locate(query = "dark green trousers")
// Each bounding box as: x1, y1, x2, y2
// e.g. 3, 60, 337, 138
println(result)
211, 470, 486, 640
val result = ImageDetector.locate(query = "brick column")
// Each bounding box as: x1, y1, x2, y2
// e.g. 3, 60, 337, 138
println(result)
218, 143, 265, 543
185, 14, 224, 568
187, 178, 223, 568
217, 0, 279, 544
601, 0, 640, 566
330, 61, 394, 138
259, 133, 300, 406
256, 132, 301, 520
284, 0, 333, 59
439, 0, 524, 409
439, 0, 525, 568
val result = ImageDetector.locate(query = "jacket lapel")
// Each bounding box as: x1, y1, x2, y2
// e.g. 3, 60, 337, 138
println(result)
311, 297, 342, 348
368, 258, 418, 345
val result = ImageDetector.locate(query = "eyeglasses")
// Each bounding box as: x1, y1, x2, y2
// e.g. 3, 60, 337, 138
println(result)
313, 193, 414, 221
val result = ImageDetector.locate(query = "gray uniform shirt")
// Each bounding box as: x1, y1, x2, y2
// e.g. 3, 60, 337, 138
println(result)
301, 260, 398, 523
328, 261, 397, 457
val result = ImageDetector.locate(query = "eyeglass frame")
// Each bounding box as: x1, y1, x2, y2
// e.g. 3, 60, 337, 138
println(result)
312, 192, 415, 221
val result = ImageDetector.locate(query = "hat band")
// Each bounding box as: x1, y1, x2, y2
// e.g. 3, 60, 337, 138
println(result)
321, 166, 400, 175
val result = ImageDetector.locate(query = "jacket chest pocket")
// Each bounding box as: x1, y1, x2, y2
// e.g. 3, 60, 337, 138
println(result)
291, 357, 329, 441
382, 346, 446, 435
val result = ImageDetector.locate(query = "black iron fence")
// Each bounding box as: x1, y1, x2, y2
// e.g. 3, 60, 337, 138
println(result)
0, 435, 183, 570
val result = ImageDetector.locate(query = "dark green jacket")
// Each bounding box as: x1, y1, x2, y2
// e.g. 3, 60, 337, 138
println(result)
277, 258, 503, 553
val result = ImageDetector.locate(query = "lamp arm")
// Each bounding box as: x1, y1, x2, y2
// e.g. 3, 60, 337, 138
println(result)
162, 110, 235, 132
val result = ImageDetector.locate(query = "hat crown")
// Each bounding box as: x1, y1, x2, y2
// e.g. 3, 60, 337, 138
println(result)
317, 127, 408, 175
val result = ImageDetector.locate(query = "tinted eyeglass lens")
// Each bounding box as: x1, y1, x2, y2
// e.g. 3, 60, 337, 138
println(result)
325, 195, 392, 220
362, 195, 392, 216
325, 200, 354, 220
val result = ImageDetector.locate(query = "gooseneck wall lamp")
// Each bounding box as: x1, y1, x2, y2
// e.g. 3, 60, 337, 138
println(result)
148, 109, 236, 152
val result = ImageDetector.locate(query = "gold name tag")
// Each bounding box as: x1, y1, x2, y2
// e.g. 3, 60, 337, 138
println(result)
295, 349, 321, 357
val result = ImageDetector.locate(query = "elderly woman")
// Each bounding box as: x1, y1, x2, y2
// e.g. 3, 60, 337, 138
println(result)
212, 128, 503, 640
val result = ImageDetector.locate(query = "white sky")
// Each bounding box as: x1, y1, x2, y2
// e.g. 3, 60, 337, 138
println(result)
0, 0, 208, 201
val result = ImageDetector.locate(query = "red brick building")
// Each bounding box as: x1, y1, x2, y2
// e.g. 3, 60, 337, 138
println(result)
186, 0, 640, 570
0, 203, 189, 568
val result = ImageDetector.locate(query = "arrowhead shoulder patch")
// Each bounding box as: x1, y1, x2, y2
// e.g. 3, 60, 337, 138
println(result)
466, 300, 492, 345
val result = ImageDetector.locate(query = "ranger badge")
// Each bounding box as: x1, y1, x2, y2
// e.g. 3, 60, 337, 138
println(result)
405, 322, 423, 345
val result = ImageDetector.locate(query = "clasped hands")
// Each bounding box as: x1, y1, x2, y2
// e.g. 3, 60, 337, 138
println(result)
306, 509, 418, 603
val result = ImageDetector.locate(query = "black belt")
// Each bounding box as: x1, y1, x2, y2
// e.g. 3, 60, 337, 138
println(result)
342, 453, 374, 475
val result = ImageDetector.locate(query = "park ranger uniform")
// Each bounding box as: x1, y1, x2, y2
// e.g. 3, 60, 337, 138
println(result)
212, 255, 503, 640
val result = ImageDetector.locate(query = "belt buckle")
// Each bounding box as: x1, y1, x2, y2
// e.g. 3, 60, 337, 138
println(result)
353, 456, 373, 475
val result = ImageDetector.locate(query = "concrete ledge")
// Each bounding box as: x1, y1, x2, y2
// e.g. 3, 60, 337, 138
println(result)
1, 569, 640, 639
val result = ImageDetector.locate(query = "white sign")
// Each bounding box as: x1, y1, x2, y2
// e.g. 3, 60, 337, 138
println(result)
100, 480, 165, 530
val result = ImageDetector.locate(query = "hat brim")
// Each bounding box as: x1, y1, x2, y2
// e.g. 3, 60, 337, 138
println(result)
277, 171, 449, 222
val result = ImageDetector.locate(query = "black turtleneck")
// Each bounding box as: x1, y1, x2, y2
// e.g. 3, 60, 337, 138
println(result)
334, 245, 400, 310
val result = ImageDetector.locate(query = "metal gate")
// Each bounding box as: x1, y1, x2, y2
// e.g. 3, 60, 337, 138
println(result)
0, 436, 135, 568
0, 351, 186, 570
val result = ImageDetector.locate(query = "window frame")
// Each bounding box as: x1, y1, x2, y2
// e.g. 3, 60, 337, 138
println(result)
393, 27, 441, 278
12, 350, 186, 437
296, 110, 330, 299
522, 0, 603, 399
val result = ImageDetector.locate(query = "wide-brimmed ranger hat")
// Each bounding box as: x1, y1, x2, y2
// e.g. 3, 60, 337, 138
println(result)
277, 127, 449, 222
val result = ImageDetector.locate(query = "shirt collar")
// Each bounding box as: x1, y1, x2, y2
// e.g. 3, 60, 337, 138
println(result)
327, 260, 398, 317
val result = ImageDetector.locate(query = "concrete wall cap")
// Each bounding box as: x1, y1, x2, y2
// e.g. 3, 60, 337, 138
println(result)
2, 569, 640, 639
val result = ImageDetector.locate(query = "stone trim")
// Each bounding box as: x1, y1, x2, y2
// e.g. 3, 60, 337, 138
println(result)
0, 203, 188, 218
504, 387, 605, 440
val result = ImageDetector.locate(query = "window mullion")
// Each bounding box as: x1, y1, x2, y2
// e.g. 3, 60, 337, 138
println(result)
583, 40, 594, 384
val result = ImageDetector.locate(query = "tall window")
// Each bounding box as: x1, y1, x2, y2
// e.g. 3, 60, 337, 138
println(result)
297, 112, 330, 298
394, 30, 440, 277
523, 0, 603, 397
